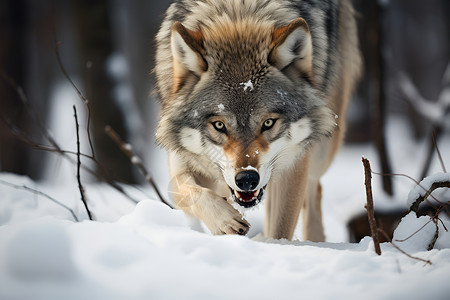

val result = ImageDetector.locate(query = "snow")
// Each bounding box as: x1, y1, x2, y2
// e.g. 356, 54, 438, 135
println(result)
392, 212, 437, 252
0, 117, 450, 299
131, 155, 142, 165
241, 165, 258, 172
0, 191, 449, 300
216, 104, 225, 113
240, 79, 254, 92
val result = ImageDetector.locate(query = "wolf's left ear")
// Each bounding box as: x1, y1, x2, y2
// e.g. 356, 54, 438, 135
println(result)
269, 18, 313, 78
171, 22, 207, 92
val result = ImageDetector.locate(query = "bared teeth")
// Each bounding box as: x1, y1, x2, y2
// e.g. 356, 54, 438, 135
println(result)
229, 186, 267, 208
234, 189, 259, 202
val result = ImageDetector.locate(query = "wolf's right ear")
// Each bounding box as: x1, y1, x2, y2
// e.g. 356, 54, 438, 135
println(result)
171, 22, 207, 92
269, 18, 313, 79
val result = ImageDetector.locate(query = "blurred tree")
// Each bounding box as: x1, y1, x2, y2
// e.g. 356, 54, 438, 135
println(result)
1, 0, 449, 187
70, 0, 134, 182
0, 0, 31, 175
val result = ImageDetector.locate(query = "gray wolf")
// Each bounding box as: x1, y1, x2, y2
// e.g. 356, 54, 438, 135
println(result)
154, 0, 361, 241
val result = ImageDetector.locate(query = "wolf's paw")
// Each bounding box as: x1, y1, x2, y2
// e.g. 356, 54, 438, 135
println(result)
202, 198, 250, 236
207, 215, 250, 235
215, 214, 250, 235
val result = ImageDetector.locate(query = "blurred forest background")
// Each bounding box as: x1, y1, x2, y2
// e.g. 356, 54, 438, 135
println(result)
0, 0, 449, 192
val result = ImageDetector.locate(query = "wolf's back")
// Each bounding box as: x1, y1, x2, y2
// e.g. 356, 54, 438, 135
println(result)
154, 0, 361, 105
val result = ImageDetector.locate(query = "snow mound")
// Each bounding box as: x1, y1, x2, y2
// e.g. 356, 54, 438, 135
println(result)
118, 200, 186, 228
4, 218, 75, 280
393, 212, 437, 252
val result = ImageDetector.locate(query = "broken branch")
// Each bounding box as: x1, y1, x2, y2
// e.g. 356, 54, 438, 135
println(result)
105, 125, 172, 208
362, 157, 381, 255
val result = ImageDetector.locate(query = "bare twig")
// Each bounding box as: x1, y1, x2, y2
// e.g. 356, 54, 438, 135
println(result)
1, 116, 139, 204
428, 218, 439, 251
0, 70, 62, 152
433, 133, 447, 173
371, 170, 443, 209
52, 41, 142, 204
105, 125, 172, 208
362, 157, 381, 255
0, 109, 139, 204
378, 229, 432, 265
420, 128, 442, 180
54, 40, 95, 158
0, 179, 78, 222
74, 106, 93, 220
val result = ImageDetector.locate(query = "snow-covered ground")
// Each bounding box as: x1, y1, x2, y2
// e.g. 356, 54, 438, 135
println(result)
0, 116, 449, 300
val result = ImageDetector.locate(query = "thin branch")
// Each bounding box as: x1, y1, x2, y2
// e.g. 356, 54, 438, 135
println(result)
420, 127, 442, 180
433, 133, 447, 173
0, 113, 139, 204
54, 40, 95, 159
378, 229, 432, 265
105, 125, 172, 208
371, 170, 443, 208
0, 179, 78, 222
428, 219, 439, 251
0, 70, 62, 152
362, 157, 381, 255
53, 41, 141, 204
74, 106, 93, 220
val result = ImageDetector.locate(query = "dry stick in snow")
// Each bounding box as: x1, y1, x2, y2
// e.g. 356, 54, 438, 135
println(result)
0, 179, 79, 222
74, 106, 93, 220
105, 125, 172, 208
362, 157, 381, 255
362, 161, 433, 264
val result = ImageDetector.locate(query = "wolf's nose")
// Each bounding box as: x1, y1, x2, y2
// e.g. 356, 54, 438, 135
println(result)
235, 170, 260, 191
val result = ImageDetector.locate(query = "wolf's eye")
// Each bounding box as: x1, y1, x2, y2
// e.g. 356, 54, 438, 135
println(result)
262, 119, 276, 132
212, 121, 227, 133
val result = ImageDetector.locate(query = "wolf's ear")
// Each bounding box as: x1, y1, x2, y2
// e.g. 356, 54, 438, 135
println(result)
269, 18, 313, 78
171, 22, 207, 92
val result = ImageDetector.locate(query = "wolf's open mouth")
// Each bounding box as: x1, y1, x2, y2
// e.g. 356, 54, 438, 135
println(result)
229, 186, 266, 208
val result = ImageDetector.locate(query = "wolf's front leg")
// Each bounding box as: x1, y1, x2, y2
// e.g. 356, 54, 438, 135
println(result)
264, 152, 310, 240
170, 172, 250, 235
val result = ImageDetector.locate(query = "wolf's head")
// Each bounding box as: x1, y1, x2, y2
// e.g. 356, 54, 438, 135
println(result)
156, 17, 336, 208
